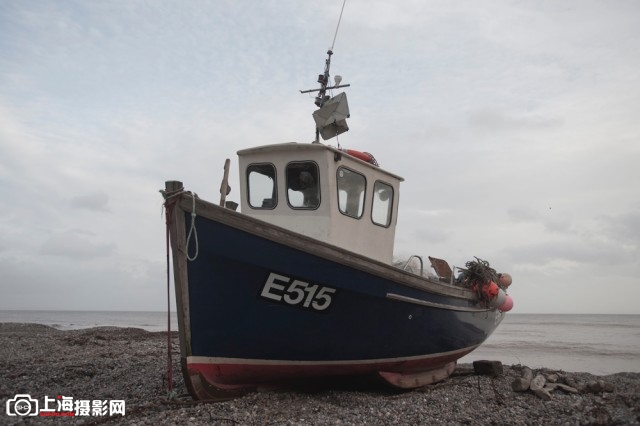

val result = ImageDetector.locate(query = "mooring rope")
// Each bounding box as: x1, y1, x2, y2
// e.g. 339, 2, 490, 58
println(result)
164, 202, 174, 394
185, 192, 199, 261
160, 186, 199, 398
160, 187, 199, 262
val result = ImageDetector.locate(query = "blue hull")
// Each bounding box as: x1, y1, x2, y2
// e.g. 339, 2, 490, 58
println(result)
167, 195, 504, 397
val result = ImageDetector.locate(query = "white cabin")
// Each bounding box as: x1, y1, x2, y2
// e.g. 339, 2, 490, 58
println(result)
237, 143, 403, 263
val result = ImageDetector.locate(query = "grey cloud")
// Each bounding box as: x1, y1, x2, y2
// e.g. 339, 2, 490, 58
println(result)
1, 1, 638, 313
507, 207, 573, 234
70, 191, 110, 212
414, 228, 451, 244
544, 220, 573, 234
40, 231, 115, 260
0, 256, 166, 311
505, 238, 634, 267
597, 211, 640, 246
507, 207, 542, 222
468, 109, 563, 133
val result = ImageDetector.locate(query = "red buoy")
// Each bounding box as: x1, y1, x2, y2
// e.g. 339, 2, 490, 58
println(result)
482, 281, 500, 300
342, 149, 379, 166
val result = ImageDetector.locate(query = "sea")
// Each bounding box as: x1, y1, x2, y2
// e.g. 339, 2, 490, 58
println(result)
1, 311, 638, 376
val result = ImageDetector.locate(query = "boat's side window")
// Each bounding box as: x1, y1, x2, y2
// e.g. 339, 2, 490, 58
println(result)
337, 167, 366, 218
247, 163, 277, 209
286, 162, 320, 209
371, 181, 394, 227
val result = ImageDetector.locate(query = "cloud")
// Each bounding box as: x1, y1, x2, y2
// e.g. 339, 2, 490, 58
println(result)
505, 235, 635, 268
70, 191, 110, 212
467, 109, 563, 134
0, 1, 639, 314
40, 231, 115, 260
597, 211, 640, 247
413, 227, 451, 244
507, 207, 543, 223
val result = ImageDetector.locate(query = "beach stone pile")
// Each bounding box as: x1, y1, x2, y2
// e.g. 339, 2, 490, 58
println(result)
1, 323, 639, 425
510, 365, 615, 401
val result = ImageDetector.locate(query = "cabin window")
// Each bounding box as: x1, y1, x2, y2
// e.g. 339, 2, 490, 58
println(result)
286, 162, 320, 209
337, 167, 366, 218
247, 163, 277, 209
371, 181, 394, 227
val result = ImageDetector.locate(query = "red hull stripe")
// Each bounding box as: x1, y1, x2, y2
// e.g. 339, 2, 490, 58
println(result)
187, 345, 478, 386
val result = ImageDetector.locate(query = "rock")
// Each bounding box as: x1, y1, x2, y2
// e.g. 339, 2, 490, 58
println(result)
564, 376, 586, 393
511, 366, 533, 391
546, 373, 559, 383
3, 327, 640, 425
544, 383, 559, 391
586, 405, 613, 425
530, 374, 546, 392
533, 387, 552, 401
473, 360, 503, 377
555, 383, 579, 394
511, 377, 530, 392
586, 380, 614, 394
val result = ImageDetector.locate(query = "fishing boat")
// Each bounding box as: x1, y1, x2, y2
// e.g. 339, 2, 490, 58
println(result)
162, 47, 514, 400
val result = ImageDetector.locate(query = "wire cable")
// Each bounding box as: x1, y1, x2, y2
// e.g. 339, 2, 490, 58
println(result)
331, 0, 347, 51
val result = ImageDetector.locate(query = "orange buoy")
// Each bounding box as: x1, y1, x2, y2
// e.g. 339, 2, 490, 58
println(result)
342, 149, 379, 166
482, 281, 500, 300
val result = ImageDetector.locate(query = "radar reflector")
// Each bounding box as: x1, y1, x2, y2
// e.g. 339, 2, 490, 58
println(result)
312, 92, 350, 140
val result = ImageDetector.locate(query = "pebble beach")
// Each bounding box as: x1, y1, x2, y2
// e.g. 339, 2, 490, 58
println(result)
1, 323, 638, 425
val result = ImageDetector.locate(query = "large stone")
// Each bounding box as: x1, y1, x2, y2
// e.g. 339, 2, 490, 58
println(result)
473, 360, 503, 377
530, 374, 546, 392
586, 380, 614, 394
555, 383, 579, 394
533, 387, 552, 401
563, 376, 586, 393
512, 377, 529, 392
511, 366, 533, 392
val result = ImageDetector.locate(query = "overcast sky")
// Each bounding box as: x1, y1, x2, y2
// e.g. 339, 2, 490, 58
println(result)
0, 1, 638, 314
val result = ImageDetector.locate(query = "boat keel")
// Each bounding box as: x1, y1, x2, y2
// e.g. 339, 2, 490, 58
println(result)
377, 361, 456, 389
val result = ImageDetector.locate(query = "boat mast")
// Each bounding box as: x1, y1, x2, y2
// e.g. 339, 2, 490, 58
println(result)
300, 50, 350, 143
315, 50, 334, 109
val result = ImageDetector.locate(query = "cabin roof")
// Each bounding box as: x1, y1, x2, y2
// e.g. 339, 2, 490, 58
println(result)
237, 142, 405, 182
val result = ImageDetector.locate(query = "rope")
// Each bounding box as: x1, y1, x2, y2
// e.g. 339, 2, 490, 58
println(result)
160, 186, 199, 397
164, 202, 174, 394
160, 185, 185, 201
185, 192, 199, 261
160, 187, 199, 262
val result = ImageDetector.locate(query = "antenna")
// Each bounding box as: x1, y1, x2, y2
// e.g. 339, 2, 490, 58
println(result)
299, 0, 351, 143
331, 0, 347, 51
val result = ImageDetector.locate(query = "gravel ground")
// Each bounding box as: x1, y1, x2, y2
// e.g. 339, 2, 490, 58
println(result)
1, 323, 638, 425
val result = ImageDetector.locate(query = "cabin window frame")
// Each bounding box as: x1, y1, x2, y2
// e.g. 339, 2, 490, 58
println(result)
246, 162, 278, 210
371, 180, 394, 228
336, 166, 367, 219
285, 161, 321, 210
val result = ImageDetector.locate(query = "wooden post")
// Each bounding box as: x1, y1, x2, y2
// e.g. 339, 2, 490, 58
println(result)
163, 181, 191, 360
219, 159, 231, 207
165, 180, 183, 194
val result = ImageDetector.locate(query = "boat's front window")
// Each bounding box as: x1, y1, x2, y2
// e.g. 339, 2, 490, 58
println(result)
372, 181, 393, 227
337, 167, 366, 218
286, 161, 320, 209
247, 163, 277, 209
